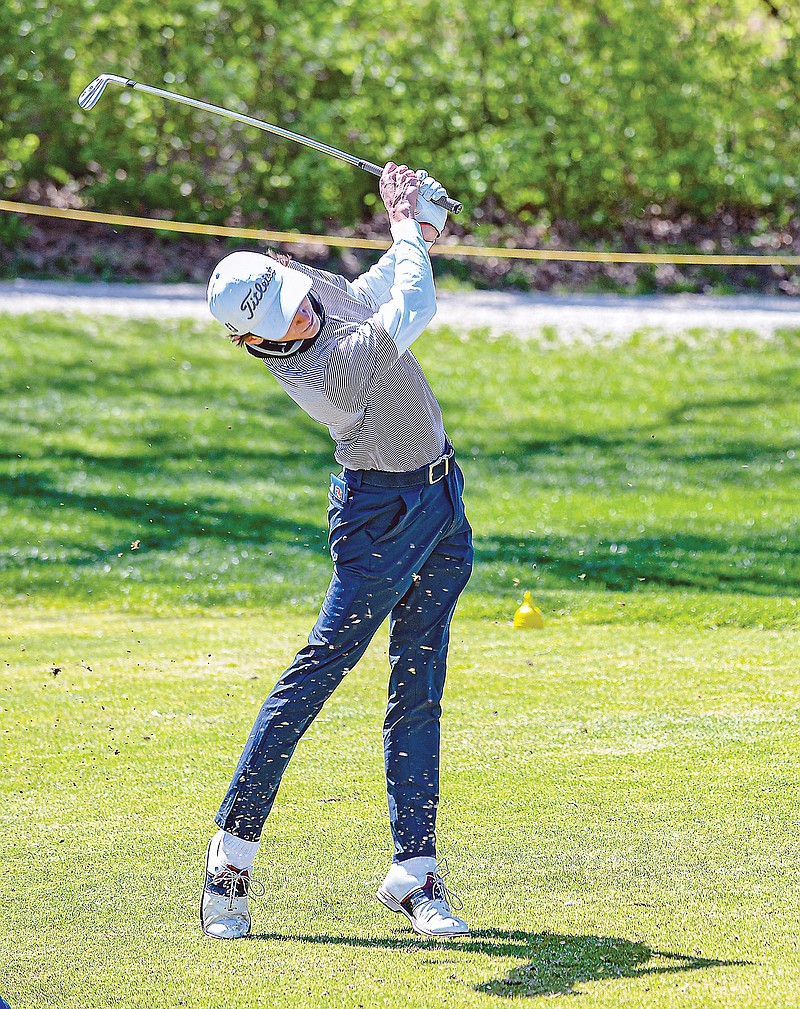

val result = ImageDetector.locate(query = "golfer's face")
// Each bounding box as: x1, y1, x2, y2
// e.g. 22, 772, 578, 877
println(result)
239, 296, 320, 346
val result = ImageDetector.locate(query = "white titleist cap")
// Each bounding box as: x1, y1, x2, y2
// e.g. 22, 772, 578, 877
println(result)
207, 251, 312, 341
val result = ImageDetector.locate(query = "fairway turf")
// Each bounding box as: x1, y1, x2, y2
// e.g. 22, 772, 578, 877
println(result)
1, 314, 798, 1008
1, 612, 798, 1008
1, 315, 798, 623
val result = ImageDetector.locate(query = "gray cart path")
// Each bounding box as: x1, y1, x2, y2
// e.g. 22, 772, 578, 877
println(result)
1, 279, 798, 340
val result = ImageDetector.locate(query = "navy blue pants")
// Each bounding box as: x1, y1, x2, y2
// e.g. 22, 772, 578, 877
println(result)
215, 456, 473, 862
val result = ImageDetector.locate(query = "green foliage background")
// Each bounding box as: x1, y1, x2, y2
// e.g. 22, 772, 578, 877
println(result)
1, 0, 799, 231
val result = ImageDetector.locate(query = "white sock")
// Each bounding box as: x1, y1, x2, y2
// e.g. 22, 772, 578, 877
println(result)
383, 856, 437, 897
208, 829, 260, 872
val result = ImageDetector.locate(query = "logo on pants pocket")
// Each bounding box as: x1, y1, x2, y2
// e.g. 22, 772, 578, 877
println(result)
329, 473, 348, 503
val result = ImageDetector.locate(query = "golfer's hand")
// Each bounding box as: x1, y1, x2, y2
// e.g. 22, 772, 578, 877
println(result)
380, 162, 420, 224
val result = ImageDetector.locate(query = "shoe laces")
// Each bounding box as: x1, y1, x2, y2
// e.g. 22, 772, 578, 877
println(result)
430, 857, 464, 913
211, 865, 266, 911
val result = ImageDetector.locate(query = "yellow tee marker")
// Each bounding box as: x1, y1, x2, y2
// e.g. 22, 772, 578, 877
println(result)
513, 591, 545, 629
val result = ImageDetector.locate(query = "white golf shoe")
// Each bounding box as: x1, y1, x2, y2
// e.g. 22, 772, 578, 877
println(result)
377, 856, 470, 937
200, 839, 265, 940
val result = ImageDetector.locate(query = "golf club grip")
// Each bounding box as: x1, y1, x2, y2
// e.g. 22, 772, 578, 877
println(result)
358, 160, 463, 215
435, 194, 464, 215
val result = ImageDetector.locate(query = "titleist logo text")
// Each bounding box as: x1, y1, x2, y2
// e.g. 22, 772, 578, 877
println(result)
240, 267, 276, 320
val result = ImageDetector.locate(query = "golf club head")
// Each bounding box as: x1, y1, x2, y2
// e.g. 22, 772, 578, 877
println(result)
77, 74, 131, 110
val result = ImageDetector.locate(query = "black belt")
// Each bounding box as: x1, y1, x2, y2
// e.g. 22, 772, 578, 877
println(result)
346, 447, 455, 487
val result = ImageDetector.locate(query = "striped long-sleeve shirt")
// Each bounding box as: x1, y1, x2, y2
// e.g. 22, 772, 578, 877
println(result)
245, 219, 448, 472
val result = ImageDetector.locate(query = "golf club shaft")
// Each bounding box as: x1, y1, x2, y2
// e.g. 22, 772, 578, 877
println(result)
78, 75, 463, 214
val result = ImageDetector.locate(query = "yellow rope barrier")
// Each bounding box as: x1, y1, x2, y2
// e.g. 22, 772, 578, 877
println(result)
0, 200, 388, 250
2, 199, 799, 267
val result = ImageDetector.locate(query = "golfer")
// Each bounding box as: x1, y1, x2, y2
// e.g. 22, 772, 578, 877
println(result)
201, 163, 473, 940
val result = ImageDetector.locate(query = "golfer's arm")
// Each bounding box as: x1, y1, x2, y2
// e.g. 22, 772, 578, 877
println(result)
346, 224, 435, 310
372, 219, 436, 354
346, 247, 398, 308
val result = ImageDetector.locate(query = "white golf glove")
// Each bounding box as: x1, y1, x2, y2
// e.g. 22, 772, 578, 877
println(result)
414, 170, 448, 244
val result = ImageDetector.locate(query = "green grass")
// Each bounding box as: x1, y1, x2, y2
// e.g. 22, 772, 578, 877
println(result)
1, 315, 798, 624
1, 314, 799, 1008
2, 613, 798, 1008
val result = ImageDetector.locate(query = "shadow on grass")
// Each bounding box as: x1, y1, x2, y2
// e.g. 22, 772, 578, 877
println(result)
472, 529, 799, 596
4, 459, 799, 600
3, 339, 799, 599
248, 928, 749, 998
0, 467, 328, 559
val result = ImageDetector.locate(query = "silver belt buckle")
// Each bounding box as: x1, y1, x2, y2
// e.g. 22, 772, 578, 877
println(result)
428, 452, 452, 484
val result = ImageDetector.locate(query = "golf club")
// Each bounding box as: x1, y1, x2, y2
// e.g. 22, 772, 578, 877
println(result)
77, 74, 463, 214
